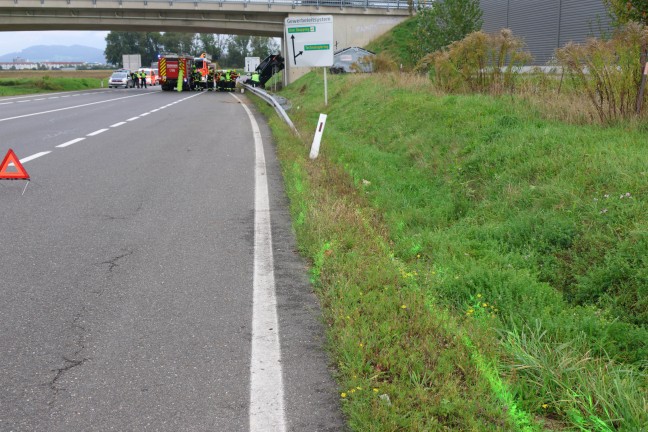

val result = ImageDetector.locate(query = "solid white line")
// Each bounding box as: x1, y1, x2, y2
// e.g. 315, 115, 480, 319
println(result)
56, 137, 85, 148
87, 128, 108, 137
126, 117, 139, 121
231, 93, 286, 432
19, 151, 51, 164
0, 93, 151, 123
110, 121, 127, 127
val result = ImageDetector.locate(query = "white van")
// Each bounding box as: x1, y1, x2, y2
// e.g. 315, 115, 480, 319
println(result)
137, 68, 159, 86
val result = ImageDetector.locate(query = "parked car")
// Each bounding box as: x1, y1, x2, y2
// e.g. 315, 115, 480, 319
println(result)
108, 71, 134, 88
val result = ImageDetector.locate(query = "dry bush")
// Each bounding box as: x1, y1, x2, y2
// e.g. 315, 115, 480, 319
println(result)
556, 22, 648, 123
417, 29, 532, 94
372, 53, 399, 73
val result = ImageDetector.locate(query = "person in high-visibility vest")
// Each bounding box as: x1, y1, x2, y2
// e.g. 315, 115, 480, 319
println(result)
140, 71, 147, 89
250, 72, 260, 87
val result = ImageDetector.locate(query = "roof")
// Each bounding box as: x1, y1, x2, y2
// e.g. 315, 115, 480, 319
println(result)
333, 47, 375, 56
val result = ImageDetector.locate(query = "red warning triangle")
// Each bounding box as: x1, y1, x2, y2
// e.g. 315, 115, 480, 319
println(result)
0, 149, 30, 180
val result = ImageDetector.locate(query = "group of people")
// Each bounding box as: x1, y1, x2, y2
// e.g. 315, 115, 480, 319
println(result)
130, 70, 149, 89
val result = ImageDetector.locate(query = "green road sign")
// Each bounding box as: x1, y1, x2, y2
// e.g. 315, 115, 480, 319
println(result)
304, 44, 330, 51
288, 26, 315, 34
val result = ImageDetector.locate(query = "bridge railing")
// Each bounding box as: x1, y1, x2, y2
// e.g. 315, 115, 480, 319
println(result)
122, 0, 414, 10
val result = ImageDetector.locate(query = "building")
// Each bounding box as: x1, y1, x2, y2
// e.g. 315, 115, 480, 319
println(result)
0, 61, 86, 70
480, 0, 612, 65
331, 47, 376, 73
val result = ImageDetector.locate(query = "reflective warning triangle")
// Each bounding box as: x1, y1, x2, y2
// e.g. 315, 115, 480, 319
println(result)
0, 149, 30, 180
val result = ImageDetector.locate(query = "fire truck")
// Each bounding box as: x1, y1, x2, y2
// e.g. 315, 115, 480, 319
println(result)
192, 54, 216, 91
158, 54, 194, 91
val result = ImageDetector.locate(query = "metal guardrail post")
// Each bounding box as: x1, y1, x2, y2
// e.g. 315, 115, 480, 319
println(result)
242, 83, 301, 137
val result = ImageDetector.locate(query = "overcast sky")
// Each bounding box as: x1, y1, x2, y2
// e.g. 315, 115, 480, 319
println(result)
0, 31, 109, 56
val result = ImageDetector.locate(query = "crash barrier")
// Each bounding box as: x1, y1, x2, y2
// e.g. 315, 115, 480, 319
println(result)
242, 84, 300, 137
93, 0, 414, 9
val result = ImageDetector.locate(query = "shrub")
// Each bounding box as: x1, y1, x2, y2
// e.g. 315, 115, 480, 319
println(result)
556, 22, 648, 123
419, 29, 532, 94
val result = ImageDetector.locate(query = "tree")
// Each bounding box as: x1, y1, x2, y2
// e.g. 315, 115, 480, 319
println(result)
249, 36, 280, 59
415, 0, 483, 58
159, 32, 199, 56
604, 0, 648, 26
224, 35, 251, 67
104, 32, 163, 67
197, 34, 226, 61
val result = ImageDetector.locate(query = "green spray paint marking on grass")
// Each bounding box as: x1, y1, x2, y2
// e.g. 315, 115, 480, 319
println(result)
462, 336, 540, 432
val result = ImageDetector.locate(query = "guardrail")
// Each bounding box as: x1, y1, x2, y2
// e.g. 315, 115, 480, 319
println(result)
17, 0, 415, 10
242, 83, 301, 136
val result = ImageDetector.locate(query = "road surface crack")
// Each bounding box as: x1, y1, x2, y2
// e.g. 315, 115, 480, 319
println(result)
100, 249, 134, 272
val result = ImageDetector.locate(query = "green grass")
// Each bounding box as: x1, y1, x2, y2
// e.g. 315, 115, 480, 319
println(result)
366, 17, 420, 70
0, 76, 104, 96
252, 71, 647, 431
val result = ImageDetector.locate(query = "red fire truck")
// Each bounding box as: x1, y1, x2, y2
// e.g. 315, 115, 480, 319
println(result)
158, 54, 194, 91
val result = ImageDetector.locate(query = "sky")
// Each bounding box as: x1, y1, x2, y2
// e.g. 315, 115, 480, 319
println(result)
0, 31, 109, 56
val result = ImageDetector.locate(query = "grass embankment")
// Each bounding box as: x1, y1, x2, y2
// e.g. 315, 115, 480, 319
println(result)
0, 70, 109, 96
251, 72, 647, 431
366, 18, 420, 70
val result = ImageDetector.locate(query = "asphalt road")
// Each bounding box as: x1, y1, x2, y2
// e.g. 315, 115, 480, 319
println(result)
0, 87, 345, 431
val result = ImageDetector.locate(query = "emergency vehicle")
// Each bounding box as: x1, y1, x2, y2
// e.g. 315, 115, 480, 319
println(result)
158, 54, 194, 91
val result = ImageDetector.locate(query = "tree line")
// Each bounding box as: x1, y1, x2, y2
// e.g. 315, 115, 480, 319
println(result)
105, 32, 280, 68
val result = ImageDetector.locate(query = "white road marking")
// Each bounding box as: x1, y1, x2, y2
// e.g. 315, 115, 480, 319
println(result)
48, 97, 59, 99
19, 151, 51, 164
110, 121, 127, 127
140, 112, 150, 116
231, 93, 286, 432
35, 98, 45, 101
17, 100, 29, 103
127, 117, 139, 121
56, 138, 85, 148
87, 128, 108, 137
0, 93, 151, 123
0, 102, 13, 105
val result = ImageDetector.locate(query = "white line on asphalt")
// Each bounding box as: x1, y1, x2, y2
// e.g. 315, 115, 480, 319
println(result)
19, 151, 51, 164
126, 117, 139, 121
0, 102, 12, 105
0, 93, 152, 123
17, 100, 29, 103
35, 98, 45, 101
110, 121, 127, 127
231, 93, 286, 432
56, 138, 85, 148
87, 128, 108, 137
140, 112, 150, 116
48, 97, 59, 99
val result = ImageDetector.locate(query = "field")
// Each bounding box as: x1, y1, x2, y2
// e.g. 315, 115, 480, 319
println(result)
0, 70, 111, 96
251, 70, 647, 431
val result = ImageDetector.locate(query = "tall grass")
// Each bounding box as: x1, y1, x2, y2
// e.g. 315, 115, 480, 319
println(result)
253, 70, 647, 430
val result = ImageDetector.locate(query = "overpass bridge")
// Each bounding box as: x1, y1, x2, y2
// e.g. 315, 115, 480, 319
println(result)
0, 0, 412, 82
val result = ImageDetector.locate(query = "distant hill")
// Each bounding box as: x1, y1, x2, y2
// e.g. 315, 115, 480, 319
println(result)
0, 45, 106, 63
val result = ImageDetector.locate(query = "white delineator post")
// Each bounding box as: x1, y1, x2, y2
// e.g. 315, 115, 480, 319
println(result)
309, 114, 328, 159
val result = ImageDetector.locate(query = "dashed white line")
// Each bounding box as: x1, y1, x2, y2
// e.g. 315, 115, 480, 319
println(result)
140, 112, 150, 117
35, 98, 45, 101
87, 128, 108, 137
126, 117, 139, 121
56, 138, 85, 148
0, 102, 13, 105
19, 151, 51, 164
232, 92, 286, 432
17, 100, 29, 103
110, 121, 127, 127
0, 93, 152, 123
